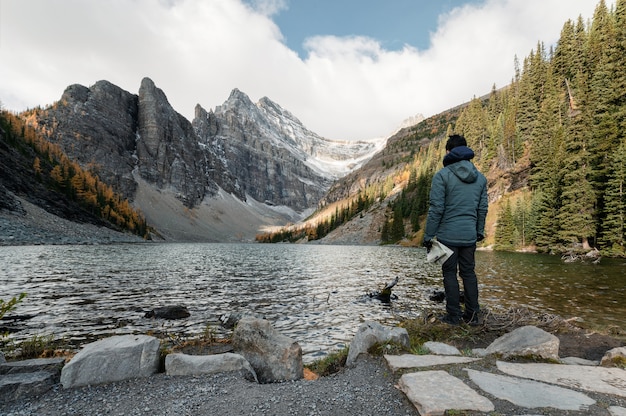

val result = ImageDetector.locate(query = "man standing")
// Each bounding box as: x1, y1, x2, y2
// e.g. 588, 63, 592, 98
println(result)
423, 134, 488, 325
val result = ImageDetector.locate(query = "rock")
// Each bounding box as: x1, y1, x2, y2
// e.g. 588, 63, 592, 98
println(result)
472, 347, 488, 357
609, 406, 626, 416
0, 359, 65, 401
0, 351, 5, 364
423, 341, 461, 356
497, 361, 626, 398
0, 371, 58, 402
601, 346, 626, 367
485, 325, 560, 360
144, 305, 190, 319
0, 357, 65, 376
60, 334, 160, 388
384, 354, 480, 372
219, 312, 264, 329
398, 370, 494, 415
232, 317, 303, 383
346, 321, 409, 367
165, 352, 257, 381
561, 356, 600, 366
467, 368, 595, 410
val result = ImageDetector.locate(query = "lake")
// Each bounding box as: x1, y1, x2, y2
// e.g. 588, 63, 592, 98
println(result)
1, 243, 624, 362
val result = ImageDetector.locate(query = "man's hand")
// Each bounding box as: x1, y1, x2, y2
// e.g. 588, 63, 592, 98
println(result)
423, 239, 433, 253
477, 234, 485, 242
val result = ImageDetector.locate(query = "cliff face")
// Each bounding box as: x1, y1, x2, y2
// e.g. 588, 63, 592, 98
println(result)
195, 89, 332, 211
20, 78, 385, 241
27, 80, 140, 200
136, 78, 211, 208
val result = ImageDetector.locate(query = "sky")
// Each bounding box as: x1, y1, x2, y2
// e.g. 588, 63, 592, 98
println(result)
0, 0, 610, 141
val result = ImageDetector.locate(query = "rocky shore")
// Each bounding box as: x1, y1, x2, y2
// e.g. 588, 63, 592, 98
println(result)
1, 320, 625, 416
0, 196, 145, 246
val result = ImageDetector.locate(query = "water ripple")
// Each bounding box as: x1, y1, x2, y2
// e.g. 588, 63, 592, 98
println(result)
1, 244, 623, 362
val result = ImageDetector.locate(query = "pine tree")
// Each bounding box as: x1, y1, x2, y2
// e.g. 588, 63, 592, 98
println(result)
390, 203, 405, 242
495, 200, 515, 250
601, 139, 626, 255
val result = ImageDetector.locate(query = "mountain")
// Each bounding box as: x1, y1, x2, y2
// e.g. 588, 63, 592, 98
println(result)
12, 77, 385, 242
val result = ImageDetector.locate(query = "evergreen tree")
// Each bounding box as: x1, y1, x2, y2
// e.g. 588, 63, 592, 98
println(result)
494, 200, 515, 250
390, 203, 405, 242
601, 140, 626, 256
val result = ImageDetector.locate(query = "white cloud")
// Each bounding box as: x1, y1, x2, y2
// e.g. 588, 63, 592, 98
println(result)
0, 0, 608, 140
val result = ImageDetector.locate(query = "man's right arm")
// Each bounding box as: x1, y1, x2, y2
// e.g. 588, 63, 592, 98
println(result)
424, 171, 445, 242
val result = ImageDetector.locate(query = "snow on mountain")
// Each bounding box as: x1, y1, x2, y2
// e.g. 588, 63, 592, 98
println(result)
214, 89, 387, 180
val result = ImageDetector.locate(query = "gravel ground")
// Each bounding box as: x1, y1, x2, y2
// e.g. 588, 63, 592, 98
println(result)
0, 197, 145, 246
0, 356, 417, 416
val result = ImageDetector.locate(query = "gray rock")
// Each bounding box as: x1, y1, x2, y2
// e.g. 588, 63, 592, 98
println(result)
609, 406, 626, 416
560, 356, 600, 366
384, 354, 480, 372
472, 347, 488, 357
0, 351, 5, 364
423, 341, 461, 355
0, 357, 65, 376
346, 321, 409, 367
601, 346, 626, 367
165, 352, 257, 381
0, 371, 57, 402
60, 334, 160, 388
232, 317, 303, 383
497, 361, 626, 397
467, 368, 595, 410
144, 305, 190, 319
398, 370, 494, 415
485, 325, 560, 360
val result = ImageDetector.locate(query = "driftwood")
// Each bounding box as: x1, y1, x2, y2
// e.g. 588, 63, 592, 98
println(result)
369, 276, 399, 302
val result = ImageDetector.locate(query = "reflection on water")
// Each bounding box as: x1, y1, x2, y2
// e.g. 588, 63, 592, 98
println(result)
476, 250, 625, 329
1, 244, 624, 361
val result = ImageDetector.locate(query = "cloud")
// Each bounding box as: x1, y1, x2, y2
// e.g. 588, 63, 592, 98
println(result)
0, 0, 607, 140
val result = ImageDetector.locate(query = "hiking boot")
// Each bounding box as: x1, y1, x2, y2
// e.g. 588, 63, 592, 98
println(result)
439, 314, 461, 326
462, 312, 481, 326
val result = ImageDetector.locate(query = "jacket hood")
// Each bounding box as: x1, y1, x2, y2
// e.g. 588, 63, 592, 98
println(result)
444, 146, 478, 183
443, 146, 474, 166
448, 160, 478, 183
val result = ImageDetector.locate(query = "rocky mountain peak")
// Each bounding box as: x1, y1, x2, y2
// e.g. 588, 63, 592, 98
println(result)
22, 78, 387, 241
136, 77, 210, 207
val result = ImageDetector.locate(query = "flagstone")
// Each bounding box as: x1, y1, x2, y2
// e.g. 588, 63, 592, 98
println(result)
397, 370, 494, 415
384, 354, 480, 372
497, 361, 626, 397
467, 368, 595, 411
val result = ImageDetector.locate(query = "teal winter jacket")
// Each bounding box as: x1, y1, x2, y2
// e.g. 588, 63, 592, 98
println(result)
424, 146, 488, 247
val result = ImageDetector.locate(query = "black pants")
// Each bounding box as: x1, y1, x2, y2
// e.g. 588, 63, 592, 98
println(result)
441, 244, 479, 319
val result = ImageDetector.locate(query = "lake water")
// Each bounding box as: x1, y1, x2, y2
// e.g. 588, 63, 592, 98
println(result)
1, 243, 624, 362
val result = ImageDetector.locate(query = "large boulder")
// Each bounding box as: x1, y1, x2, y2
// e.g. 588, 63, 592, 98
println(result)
165, 352, 257, 381
346, 321, 410, 367
0, 357, 66, 402
232, 317, 303, 383
485, 325, 559, 360
60, 335, 160, 388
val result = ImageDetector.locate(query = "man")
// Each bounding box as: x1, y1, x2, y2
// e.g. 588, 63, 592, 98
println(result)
423, 134, 488, 325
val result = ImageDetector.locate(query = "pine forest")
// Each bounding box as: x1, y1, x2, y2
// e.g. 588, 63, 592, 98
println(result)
408, 0, 626, 257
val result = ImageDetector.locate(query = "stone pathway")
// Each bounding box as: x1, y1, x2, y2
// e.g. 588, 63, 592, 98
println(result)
2, 324, 626, 415
387, 352, 626, 415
